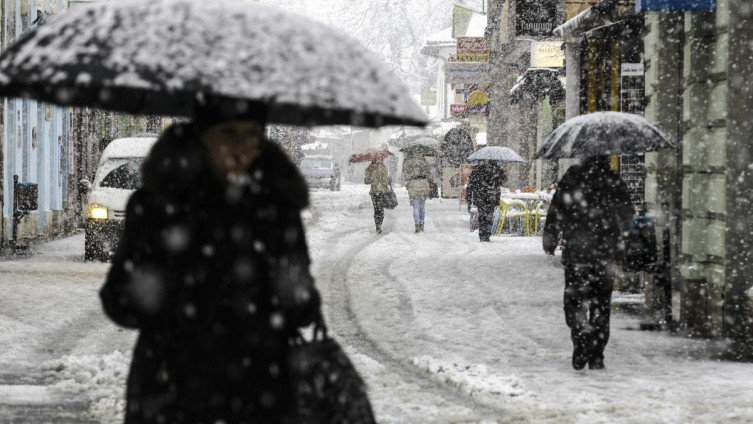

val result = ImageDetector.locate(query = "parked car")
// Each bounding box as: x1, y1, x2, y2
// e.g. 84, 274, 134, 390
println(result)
80, 135, 157, 261
299, 155, 340, 191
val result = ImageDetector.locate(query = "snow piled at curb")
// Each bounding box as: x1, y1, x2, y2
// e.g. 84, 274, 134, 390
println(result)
43, 351, 129, 424
412, 355, 530, 401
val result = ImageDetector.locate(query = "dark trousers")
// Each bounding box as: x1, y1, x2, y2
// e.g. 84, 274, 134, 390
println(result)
564, 263, 614, 363
370, 193, 384, 229
477, 204, 495, 241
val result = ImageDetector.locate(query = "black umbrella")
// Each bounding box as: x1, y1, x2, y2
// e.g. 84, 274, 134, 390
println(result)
533, 112, 678, 159
0, 0, 427, 128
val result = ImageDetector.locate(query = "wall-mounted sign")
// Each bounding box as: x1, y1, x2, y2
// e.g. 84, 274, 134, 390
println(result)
421, 91, 437, 106
621, 63, 644, 77
467, 90, 490, 115
531, 41, 565, 68
516, 0, 559, 37
450, 104, 468, 116
445, 62, 492, 84
457, 37, 490, 63
636, 0, 715, 11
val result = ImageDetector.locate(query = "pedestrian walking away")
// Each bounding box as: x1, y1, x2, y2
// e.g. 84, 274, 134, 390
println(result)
543, 156, 634, 371
465, 160, 507, 242
403, 154, 433, 232
99, 102, 323, 424
364, 159, 392, 234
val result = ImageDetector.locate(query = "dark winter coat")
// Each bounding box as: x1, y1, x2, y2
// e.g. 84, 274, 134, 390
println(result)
543, 158, 634, 265
465, 161, 507, 208
100, 123, 321, 424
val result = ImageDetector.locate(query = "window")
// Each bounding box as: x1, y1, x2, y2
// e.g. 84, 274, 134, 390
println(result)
300, 157, 333, 169
100, 160, 142, 190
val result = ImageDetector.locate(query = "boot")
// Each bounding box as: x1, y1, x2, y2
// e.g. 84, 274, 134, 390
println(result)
419, 223, 424, 232
415, 224, 421, 233
588, 356, 605, 370
376, 225, 382, 234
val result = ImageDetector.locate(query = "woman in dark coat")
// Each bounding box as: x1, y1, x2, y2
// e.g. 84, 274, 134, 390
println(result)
100, 107, 321, 424
465, 160, 507, 242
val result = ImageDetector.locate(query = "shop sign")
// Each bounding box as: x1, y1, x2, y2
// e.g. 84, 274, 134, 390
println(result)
457, 37, 490, 63
516, 0, 559, 37
445, 62, 492, 84
421, 91, 437, 106
531, 41, 565, 68
636, 0, 715, 11
450, 104, 467, 116
467, 90, 490, 115
621, 63, 644, 77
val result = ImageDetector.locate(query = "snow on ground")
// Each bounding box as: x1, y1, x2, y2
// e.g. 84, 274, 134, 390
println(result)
1, 182, 752, 423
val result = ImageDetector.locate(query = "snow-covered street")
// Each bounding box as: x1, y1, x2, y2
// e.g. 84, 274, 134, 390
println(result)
1, 183, 753, 423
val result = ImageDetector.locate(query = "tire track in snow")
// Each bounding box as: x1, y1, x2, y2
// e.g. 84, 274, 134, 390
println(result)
317, 225, 509, 421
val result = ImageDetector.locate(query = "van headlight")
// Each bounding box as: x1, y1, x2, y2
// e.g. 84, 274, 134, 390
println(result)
87, 205, 108, 220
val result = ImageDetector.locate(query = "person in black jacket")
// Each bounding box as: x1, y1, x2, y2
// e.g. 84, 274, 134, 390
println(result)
465, 160, 507, 242
100, 103, 321, 424
543, 156, 634, 370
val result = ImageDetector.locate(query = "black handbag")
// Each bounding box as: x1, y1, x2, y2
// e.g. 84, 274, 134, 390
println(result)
287, 318, 377, 424
380, 184, 398, 210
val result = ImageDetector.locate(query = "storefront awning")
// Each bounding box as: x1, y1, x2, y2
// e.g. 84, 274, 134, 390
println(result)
510, 68, 565, 104
445, 62, 491, 84
553, 0, 623, 39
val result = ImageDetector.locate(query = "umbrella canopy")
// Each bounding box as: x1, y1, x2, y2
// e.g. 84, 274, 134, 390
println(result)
398, 136, 439, 156
348, 149, 393, 164
0, 0, 427, 128
467, 146, 524, 163
533, 112, 677, 159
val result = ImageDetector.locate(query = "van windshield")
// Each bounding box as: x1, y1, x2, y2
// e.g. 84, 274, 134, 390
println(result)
100, 159, 143, 190
300, 157, 333, 169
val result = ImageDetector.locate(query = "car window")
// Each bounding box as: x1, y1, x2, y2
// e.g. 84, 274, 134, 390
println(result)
300, 158, 333, 169
100, 160, 143, 190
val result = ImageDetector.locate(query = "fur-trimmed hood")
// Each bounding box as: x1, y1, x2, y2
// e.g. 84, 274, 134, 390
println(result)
141, 123, 309, 211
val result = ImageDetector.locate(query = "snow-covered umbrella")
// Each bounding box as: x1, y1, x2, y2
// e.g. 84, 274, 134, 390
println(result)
0, 0, 428, 128
467, 146, 524, 163
348, 148, 393, 164
398, 136, 439, 156
533, 112, 677, 159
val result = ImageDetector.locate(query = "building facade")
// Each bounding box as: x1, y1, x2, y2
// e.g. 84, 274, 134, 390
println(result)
643, 0, 753, 355
1, 0, 74, 248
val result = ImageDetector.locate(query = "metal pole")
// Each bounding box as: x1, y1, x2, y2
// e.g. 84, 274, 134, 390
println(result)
12, 174, 17, 252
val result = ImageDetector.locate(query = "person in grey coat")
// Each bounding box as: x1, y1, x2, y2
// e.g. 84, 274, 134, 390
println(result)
543, 156, 634, 370
403, 154, 433, 232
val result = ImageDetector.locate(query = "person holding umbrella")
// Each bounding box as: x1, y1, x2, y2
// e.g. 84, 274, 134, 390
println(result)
464, 147, 522, 242
402, 153, 433, 233
534, 111, 678, 371
364, 158, 392, 234
543, 156, 633, 370
0, 2, 429, 421
465, 160, 508, 242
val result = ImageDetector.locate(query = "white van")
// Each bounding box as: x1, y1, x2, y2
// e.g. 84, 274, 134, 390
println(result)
81, 135, 157, 261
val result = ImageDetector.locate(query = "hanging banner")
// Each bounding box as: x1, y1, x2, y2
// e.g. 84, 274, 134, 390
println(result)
421, 91, 437, 106
516, 0, 559, 37
636, 0, 715, 11
452, 5, 473, 39
457, 37, 490, 62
